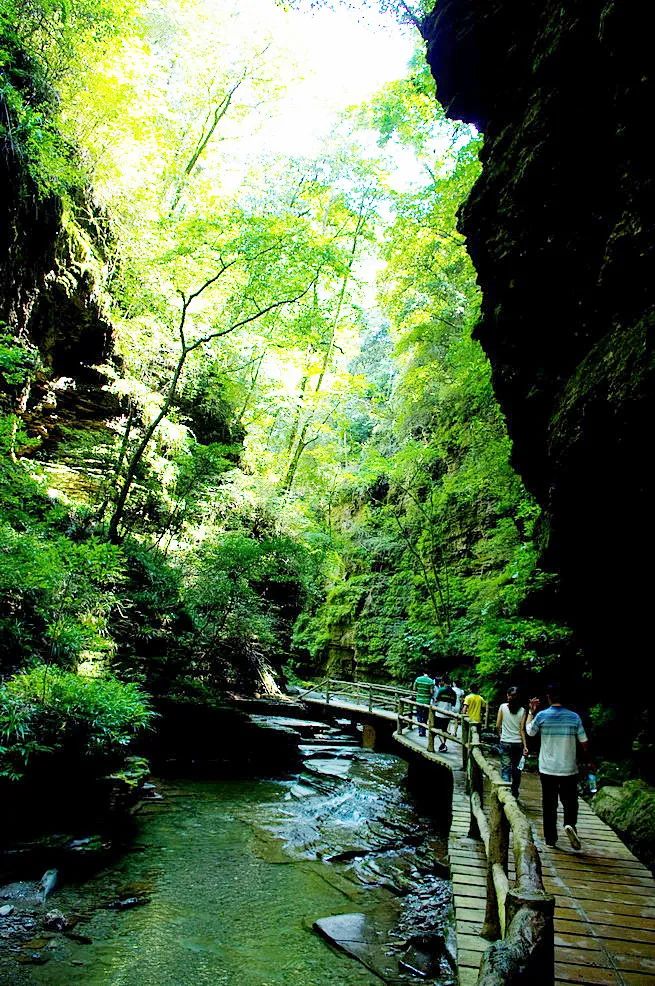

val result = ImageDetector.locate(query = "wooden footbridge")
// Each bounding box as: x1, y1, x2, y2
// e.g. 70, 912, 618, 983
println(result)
303, 679, 655, 986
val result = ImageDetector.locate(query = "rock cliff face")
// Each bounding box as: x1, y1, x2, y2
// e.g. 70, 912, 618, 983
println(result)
424, 2, 655, 736
1, 108, 117, 448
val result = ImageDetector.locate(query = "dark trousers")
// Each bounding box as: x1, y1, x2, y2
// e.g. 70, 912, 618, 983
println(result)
416, 704, 428, 737
540, 772, 578, 844
500, 742, 523, 798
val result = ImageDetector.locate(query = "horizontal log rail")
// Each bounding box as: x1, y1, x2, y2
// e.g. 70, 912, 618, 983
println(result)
323, 678, 414, 713
308, 678, 555, 985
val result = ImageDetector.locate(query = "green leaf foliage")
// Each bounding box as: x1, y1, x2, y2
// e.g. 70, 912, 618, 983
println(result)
0, 665, 151, 780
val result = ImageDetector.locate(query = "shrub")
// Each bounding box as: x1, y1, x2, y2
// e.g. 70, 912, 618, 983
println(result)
0, 665, 152, 780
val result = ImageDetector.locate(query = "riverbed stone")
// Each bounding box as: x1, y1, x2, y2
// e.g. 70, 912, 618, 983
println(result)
0, 880, 41, 903
305, 758, 352, 780
17, 951, 49, 965
399, 933, 444, 977
44, 909, 68, 931
313, 913, 400, 980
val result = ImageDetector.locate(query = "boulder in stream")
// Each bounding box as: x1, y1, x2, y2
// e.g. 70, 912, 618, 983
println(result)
313, 912, 400, 981
44, 909, 69, 931
106, 895, 151, 910
399, 933, 444, 977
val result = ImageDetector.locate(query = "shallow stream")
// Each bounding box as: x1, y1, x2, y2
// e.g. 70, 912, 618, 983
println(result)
0, 717, 454, 985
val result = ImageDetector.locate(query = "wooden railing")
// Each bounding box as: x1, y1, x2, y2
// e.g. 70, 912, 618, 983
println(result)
321, 677, 414, 714
466, 730, 554, 985
307, 680, 555, 985
397, 693, 468, 763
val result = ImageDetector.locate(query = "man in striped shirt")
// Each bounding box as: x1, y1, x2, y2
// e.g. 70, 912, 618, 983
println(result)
413, 671, 435, 737
525, 683, 589, 850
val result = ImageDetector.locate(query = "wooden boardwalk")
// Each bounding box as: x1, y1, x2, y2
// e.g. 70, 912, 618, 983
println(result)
397, 727, 655, 985
305, 690, 655, 985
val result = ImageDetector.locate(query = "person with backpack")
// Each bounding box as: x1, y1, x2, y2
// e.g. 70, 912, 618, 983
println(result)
496, 686, 528, 798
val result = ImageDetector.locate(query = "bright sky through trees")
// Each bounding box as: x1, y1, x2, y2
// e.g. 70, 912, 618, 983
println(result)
219, 0, 416, 162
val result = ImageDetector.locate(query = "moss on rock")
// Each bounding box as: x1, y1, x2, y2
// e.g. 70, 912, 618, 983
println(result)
593, 781, 655, 871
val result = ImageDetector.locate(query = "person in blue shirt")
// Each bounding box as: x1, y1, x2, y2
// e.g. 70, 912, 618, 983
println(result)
525, 683, 589, 850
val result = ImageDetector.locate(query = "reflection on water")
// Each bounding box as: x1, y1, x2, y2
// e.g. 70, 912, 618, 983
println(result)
1, 719, 453, 986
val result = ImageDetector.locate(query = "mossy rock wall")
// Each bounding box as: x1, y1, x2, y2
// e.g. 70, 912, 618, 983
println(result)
1, 91, 118, 454
593, 781, 655, 871
423, 1, 655, 752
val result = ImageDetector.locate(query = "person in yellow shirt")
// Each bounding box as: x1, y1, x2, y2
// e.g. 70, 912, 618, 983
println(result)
463, 689, 486, 731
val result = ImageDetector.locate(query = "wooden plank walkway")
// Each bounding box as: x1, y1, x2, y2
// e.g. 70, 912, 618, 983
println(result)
305, 693, 655, 985
399, 726, 655, 986
396, 727, 489, 986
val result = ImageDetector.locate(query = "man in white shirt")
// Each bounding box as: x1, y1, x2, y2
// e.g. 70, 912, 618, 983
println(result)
525, 683, 589, 850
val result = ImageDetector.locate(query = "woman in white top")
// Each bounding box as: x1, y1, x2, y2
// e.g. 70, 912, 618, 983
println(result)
496, 687, 528, 798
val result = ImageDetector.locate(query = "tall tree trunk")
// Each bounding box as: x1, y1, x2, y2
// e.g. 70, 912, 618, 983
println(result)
168, 75, 245, 215
282, 201, 368, 489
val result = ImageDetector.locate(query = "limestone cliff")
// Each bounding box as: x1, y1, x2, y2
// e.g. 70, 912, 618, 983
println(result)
1, 95, 117, 450
423, 1, 655, 752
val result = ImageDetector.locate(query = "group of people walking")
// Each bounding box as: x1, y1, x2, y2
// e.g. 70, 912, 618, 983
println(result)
413, 672, 589, 851
412, 673, 486, 751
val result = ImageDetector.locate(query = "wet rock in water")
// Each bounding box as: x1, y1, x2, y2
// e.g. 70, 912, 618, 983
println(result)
286, 782, 318, 800
65, 931, 93, 944
66, 834, 111, 854
44, 909, 69, 931
22, 937, 50, 949
313, 913, 400, 981
353, 857, 416, 895
40, 869, 58, 902
299, 746, 357, 760
325, 846, 371, 863
0, 904, 15, 916
249, 715, 325, 738
106, 895, 151, 910
18, 951, 49, 965
304, 759, 352, 780
251, 829, 293, 864
0, 880, 41, 903
399, 933, 444, 978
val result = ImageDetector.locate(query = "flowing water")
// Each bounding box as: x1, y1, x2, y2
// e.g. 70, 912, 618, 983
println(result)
0, 718, 454, 986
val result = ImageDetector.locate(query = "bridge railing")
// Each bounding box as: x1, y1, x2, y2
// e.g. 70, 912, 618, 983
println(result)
466, 731, 554, 985
397, 694, 466, 760
322, 678, 414, 713
307, 679, 554, 986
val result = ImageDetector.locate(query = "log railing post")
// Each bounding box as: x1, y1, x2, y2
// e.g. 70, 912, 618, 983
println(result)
461, 717, 470, 771
482, 781, 511, 940
427, 705, 435, 753
468, 746, 483, 839
325, 679, 331, 705
398, 697, 405, 734
368, 683, 373, 712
